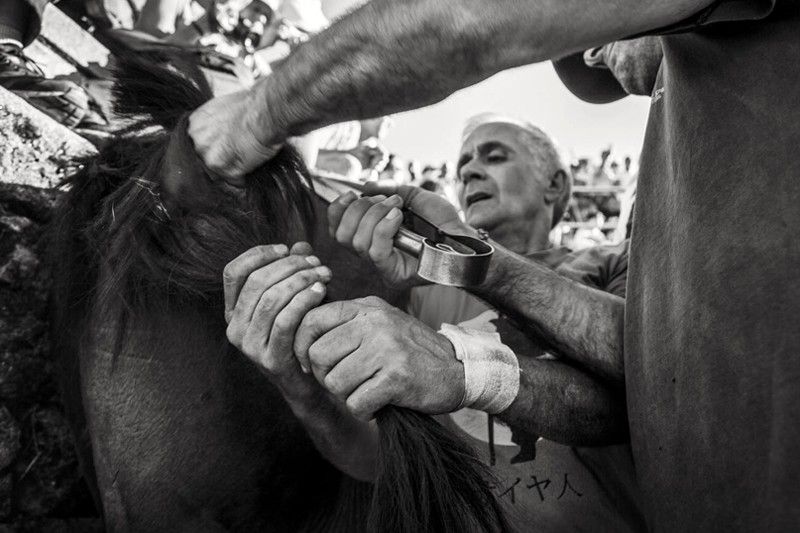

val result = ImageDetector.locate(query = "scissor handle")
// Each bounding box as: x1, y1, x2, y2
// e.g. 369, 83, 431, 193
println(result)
309, 173, 494, 287
394, 224, 493, 287
394, 227, 424, 257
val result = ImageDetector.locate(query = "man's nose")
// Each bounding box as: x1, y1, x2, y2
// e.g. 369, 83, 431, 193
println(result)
459, 161, 486, 184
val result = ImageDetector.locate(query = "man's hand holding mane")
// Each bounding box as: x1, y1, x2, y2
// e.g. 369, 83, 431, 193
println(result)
188, 89, 283, 184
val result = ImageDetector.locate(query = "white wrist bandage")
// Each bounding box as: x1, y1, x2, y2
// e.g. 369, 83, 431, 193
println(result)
439, 322, 520, 414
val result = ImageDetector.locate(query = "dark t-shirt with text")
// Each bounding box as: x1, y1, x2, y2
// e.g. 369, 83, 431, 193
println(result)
410, 242, 645, 533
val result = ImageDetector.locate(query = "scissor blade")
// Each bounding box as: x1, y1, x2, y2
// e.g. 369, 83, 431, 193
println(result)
309, 173, 365, 204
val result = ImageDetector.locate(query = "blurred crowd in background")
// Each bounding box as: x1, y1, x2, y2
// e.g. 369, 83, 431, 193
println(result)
3, 0, 639, 250
309, 115, 637, 250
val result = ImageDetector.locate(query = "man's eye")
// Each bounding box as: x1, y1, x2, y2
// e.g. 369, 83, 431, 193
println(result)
486, 152, 506, 163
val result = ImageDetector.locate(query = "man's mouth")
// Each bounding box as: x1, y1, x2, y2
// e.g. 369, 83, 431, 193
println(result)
465, 191, 493, 208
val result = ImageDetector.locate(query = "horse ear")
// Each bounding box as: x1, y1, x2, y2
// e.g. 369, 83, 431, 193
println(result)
157, 116, 221, 211
112, 52, 212, 130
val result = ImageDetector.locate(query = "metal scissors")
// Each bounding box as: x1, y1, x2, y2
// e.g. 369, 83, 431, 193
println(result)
310, 173, 494, 288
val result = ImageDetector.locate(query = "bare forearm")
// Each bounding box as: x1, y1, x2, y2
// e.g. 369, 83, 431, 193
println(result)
250, 0, 713, 142
500, 356, 628, 446
476, 246, 625, 384
277, 378, 378, 482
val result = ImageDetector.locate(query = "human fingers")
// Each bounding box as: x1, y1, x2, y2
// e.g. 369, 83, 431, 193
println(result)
294, 301, 361, 373
363, 182, 418, 204
327, 191, 359, 238
241, 280, 327, 376
334, 196, 387, 247
223, 244, 289, 322
237, 266, 330, 352
290, 241, 314, 256
345, 374, 394, 421
381, 184, 464, 232
351, 195, 403, 258
228, 257, 331, 340
187, 92, 282, 181
265, 281, 327, 374
367, 206, 404, 268
305, 319, 364, 383
187, 100, 242, 183
319, 347, 381, 402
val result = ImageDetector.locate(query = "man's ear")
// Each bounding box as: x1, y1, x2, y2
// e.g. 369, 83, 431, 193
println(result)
543, 169, 568, 206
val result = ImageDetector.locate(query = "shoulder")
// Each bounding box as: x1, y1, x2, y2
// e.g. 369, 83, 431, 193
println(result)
566, 239, 629, 264
556, 240, 630, 296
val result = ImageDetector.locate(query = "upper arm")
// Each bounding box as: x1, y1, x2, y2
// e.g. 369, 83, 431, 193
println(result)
483, 0, 717, 70
547, 0, 774, 103
633, 0, 777, 36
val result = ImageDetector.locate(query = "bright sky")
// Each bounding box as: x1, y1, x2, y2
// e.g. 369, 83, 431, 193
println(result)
321, 0, 652, 166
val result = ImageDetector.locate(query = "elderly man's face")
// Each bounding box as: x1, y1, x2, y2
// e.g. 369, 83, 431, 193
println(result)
456, 123, 549, 232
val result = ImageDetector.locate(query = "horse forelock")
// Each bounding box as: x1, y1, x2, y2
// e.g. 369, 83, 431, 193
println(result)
61, 53, 315, 329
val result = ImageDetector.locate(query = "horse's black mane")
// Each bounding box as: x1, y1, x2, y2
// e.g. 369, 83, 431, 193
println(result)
51, 52, 511, 533
55, 52, 314, 326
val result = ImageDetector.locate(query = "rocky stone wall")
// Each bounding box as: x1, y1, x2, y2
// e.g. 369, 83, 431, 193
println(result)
1, 86, 102, 531
0, 183, 102, 532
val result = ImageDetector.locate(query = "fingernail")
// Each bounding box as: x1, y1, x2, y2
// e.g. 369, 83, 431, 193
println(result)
305, 255, 321, 267
315, 266, 332, 279
383, 194, 402, 206
310, 281, 326, 294
386, 207, 402, 220
274, 244, 288, 255
300, 364, 310, 374
341, 191, 358, 204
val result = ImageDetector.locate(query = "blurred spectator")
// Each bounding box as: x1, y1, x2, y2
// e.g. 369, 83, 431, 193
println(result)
612, 181, 636, 244
592, 147, 614, 186
616, 155, 636, 187
377, 153, 398, 180
375, 153, 411, 184
419, 179, 441, 193
314, 152, 363, 181
552, 148, 637, 248
439, 161, 452, 180
572, 158, 591, 185
268, 0, 328, 33
134, 0, 189, 39
310, 116, 392, 180
126, 0, 319, 74
407, 160, 421, 183
421, 165, 440, 181
609, 161, 620, 184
